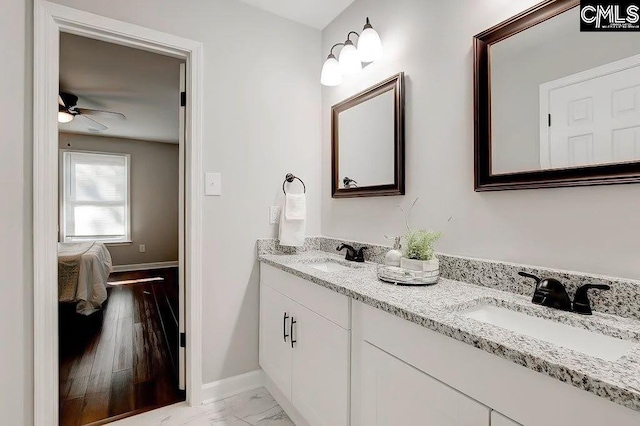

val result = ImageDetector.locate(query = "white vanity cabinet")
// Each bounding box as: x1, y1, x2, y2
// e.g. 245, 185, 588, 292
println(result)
490, 412, 522, 426
351, 300, 640, 426
260, 264, 350, 426
361, 340, 490, 425
290, 300, 349, 426
260, 262, 640, 426
260, 283, 293, 400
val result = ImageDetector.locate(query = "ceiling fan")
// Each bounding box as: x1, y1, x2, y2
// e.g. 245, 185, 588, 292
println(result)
58, 91, 126, 132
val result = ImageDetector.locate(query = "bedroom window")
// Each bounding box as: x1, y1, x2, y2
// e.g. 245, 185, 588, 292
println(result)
61, 150, 131, 243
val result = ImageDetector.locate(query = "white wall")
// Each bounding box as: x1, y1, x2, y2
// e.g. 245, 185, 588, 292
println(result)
3, 0, 321, 418
322, 0, 640, 281
59, 133, 180, 266
0, 0, 32, 424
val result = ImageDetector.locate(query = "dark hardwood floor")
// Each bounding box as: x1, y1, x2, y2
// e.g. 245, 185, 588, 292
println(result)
59, 268, 184, 426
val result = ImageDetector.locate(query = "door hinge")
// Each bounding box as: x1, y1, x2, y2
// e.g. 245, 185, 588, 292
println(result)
180, 91, 186, 107
548, 114, 551, 127
180, 332, 186, 348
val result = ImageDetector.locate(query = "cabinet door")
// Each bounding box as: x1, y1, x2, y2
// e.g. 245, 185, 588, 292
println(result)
491, 411, 521, 426
291, 302, 350, 426
259, 283, 293, 400
361, 341, 490, 426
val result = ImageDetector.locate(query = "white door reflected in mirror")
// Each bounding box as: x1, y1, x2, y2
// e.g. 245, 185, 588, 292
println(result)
541, 60, 640, 169
490, 6, 640, 175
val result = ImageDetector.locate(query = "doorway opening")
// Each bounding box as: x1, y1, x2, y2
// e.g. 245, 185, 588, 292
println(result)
57, 33, 185, 425
34, 2, 204, 425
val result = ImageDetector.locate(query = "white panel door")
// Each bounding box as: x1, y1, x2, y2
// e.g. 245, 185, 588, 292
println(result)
291, 302, 350, 426
543, 57, 640, 169
361, 341, 490, 426
259, 283, 293, 400
491, 411, 522, 426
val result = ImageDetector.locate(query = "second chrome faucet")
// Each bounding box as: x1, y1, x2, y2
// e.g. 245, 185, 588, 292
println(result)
518, 271, 610, 315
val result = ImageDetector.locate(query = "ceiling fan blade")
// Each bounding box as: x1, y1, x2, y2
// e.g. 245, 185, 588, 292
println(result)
59, 92, 78, 108
76, 108, 126, 120
76, 114, 108, 131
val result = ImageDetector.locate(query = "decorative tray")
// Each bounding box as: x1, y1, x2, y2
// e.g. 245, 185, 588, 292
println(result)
376, 264, 439, 286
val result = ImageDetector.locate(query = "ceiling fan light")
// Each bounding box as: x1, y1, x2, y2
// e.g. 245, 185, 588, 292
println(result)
339, 40, 362, 75
321, 54, 342, 86
58, 111, 74, 123
358, 18, 383, 62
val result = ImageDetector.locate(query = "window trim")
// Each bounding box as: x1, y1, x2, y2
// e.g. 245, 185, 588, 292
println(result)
59, 149, 132, 244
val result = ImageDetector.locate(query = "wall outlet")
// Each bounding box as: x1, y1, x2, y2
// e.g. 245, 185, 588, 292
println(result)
269, 206, 281, 224
139, 244, 146, 253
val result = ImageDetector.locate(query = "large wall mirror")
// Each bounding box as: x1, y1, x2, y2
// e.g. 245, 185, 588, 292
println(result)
332, 73, 405, 198
474, 0, 640, 191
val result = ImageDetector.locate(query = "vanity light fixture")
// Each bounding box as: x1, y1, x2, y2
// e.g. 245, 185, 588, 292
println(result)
321, 17, 383, 86
321, 44, 343, 86
358, 18, 383, 62
339, 33, 362, 75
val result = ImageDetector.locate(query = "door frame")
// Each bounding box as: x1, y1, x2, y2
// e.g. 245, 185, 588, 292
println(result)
33, 1, 204, 424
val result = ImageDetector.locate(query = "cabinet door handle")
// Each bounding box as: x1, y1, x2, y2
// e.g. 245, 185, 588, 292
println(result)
283, 312, 289, 342
290, 317, 297, 348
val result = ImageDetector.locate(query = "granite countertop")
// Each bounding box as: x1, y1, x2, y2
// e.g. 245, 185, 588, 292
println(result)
258, 250, 640, 412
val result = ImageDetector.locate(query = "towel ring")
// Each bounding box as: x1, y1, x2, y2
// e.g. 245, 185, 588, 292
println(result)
283, 173, 306, 194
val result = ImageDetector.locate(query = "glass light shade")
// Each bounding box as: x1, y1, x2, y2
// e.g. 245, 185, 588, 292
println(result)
58, 111, 74, 123
358, 26, 383, 62
320, 55, 342, 86
339, 42, 361, 75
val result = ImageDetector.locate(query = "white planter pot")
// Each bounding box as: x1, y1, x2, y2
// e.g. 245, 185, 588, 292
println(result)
400, 257, 439, 273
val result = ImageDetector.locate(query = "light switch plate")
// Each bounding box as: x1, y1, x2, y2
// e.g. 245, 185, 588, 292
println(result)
205, 172, 221, 196
269, 206, 281, 224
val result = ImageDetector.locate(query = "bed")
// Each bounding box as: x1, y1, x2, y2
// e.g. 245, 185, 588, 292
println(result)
58, 242, 113, 315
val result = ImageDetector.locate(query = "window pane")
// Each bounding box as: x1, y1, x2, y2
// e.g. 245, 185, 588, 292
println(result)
62, 151, 130, 241
69, 205, 126, 238
69, 154, 127, 202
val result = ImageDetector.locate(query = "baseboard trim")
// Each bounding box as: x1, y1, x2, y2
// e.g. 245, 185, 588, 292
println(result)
201, 369, 266, 404
111, 261, 179, 273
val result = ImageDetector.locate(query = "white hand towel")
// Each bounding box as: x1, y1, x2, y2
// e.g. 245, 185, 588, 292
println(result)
284, 193, 306, 221
279, 193, 306, 247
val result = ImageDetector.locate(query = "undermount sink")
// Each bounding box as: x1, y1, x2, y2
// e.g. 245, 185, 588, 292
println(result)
307, 260, 354, 273
460, 304, 635, 362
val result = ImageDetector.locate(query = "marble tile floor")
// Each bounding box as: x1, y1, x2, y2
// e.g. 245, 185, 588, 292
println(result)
111, 387, 294, 426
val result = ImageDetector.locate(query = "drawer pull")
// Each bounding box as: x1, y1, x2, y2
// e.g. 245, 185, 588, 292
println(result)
283, 312, 289, 342
290, 317, 297, 348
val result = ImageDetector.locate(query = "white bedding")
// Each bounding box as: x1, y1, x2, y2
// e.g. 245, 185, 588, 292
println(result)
58, 242, 113, 315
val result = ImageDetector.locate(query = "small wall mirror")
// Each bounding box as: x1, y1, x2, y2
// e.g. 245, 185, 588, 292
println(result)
332, 73, 405, 198
474, 0, 640, 191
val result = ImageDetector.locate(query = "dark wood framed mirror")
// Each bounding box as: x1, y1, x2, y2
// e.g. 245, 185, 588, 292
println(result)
474, 0, 640, 191
332, 73, 405, 198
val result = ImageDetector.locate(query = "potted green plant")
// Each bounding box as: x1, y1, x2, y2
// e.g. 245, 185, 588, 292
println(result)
400, 229, 442, 272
